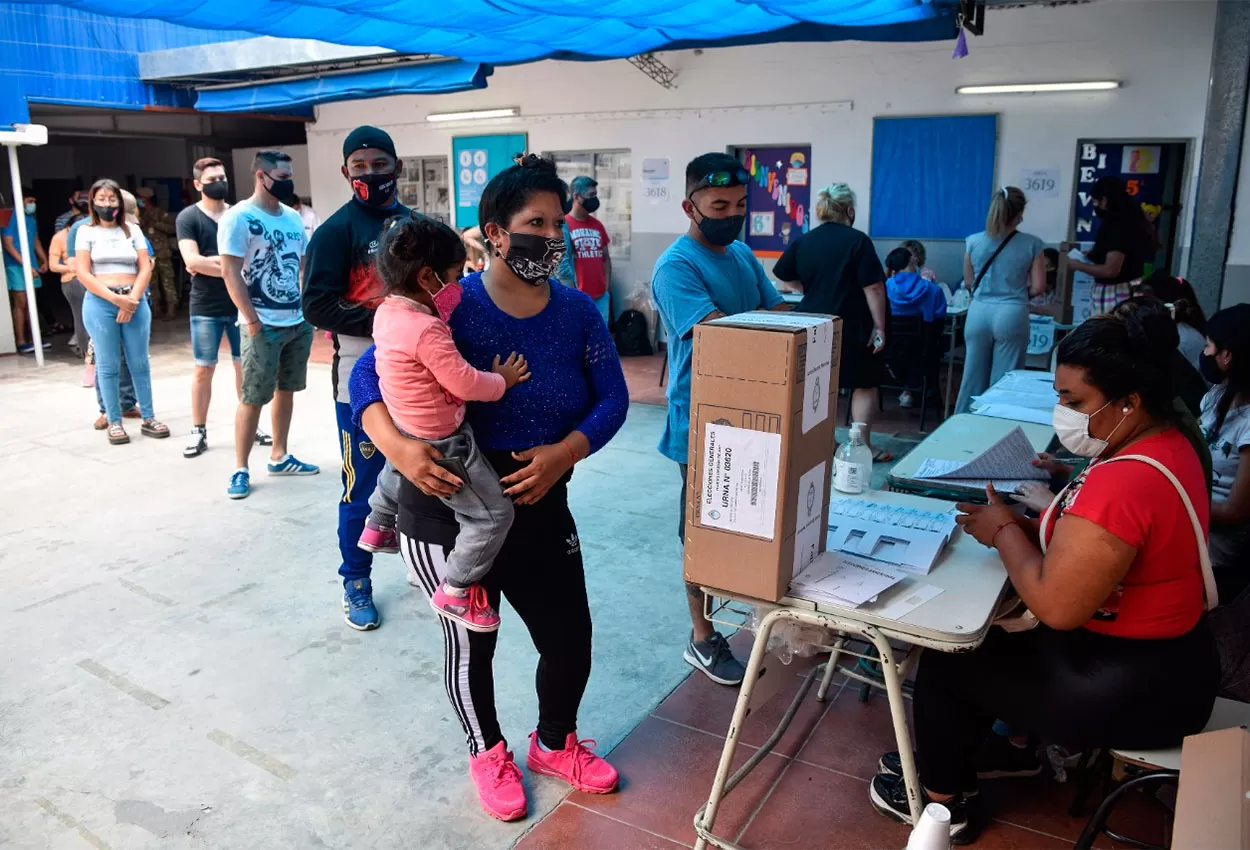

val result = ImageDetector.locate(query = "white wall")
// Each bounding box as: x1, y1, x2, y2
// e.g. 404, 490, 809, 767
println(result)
309, 0, 1218, 289
231, 144, 311, 201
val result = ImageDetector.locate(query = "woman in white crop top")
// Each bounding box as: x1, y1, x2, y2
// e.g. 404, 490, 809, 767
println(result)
76, 178, 168, 444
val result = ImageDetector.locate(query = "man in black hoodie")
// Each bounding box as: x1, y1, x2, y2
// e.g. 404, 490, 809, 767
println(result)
303, 125, 410, 631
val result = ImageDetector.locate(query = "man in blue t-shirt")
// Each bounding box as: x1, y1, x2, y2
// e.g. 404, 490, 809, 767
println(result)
3, 189, 48, 354
652, 152, 786, 687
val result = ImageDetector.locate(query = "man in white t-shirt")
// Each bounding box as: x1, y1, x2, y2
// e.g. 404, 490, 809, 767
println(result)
218, 150, 319, 500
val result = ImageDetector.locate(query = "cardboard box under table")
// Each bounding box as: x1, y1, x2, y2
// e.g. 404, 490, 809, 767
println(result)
683, 313, 842, 602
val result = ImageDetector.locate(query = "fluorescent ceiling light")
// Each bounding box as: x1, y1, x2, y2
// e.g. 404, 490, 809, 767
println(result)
426, 107, 519, 122
956, 81, 1120, 95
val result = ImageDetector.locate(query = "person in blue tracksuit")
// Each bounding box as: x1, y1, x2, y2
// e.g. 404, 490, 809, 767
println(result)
302, 126, 411, 631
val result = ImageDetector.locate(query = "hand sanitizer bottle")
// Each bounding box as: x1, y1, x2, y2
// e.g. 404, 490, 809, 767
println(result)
834, 422, 873, 494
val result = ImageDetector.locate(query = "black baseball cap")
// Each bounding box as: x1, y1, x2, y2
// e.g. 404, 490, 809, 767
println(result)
343, 125, 397, 161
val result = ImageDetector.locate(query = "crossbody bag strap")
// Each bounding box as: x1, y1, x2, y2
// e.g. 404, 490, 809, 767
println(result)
1042, 454, 1217, 610
972, 230, 1018, 292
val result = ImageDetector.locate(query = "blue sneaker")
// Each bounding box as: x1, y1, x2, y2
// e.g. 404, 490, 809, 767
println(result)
267, 454, 320, 476
16, 343, 34, 355
227, 469, 251, 500
343, 578, 380, 631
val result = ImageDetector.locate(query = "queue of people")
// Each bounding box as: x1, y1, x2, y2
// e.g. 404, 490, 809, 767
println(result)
12, 128, 1248, 842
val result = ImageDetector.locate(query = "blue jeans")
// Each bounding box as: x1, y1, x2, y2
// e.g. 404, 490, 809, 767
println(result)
95, 348, 136, 415
594, 292, 610, 327
190, 314, 241, 366
337, 400, 388, 581
83, 292, 154, 422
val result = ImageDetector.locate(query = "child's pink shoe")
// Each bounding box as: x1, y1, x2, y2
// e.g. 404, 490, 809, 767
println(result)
430, 582, 500, 632
526, 731, 619, 794
469, 741, 527, 821
356, 518, 399, 554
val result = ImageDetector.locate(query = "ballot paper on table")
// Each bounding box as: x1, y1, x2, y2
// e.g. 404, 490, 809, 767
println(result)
827, 498, 959, 574
913, 425, 1049, 495
970, 371, 1058, 417
789, 551, 906, 608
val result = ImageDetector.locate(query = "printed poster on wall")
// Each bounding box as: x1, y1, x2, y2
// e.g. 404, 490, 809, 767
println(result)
741, 146, 812, 257
452, 133, 527, 229
1070, 141, 1169, 242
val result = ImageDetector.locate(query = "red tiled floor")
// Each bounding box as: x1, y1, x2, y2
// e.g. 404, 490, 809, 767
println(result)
567, 715, 790, 847
516, 802, 692, 849
622, 353, 668, 406
978, 773, 1172, 848
653, 658, 830, 758
793, 681, 915, 781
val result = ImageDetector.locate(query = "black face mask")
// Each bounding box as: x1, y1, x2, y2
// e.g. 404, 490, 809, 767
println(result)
694, 209, 745, 247
93, 204, 120, 223
351, 172, 397, 208
581, 196, 600, 214
202, 180, 229, 201
1200, 351, 1226, 385
263, 174, 297, 203
500, 230, 566, 285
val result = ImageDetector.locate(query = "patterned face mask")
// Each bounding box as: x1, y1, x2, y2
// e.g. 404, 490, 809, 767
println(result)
499, 229, 565, 285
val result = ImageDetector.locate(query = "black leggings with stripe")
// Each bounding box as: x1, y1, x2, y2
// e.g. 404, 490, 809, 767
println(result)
399, 487, 593, 755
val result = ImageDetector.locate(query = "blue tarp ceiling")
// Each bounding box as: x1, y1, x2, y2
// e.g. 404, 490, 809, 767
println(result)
5, 0, 954, 66
196, 61, 491, 113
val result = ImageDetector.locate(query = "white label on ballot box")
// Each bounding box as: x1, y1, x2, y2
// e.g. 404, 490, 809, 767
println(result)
802, 322, 834, 434
793, 461, 827, 576
700, 423, 782, 540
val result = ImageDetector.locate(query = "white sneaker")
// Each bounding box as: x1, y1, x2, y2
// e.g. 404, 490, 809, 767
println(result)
183, 428, 207, 458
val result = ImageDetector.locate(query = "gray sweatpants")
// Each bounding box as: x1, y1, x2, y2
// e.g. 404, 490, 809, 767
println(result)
368, 422, 514, 588
954, 298, 1029, 414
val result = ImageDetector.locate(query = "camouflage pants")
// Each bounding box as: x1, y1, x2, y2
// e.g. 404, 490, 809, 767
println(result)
152, 259, 177, 316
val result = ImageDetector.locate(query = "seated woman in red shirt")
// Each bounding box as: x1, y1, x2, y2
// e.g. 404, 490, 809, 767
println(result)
870, 308, 1219, 843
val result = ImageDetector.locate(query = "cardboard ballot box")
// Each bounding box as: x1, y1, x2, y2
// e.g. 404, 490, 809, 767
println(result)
684, 313, 841, 602
1172, 725, 1250, 849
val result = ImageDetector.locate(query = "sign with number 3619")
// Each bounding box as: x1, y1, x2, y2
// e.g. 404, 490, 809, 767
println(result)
1019, 168, 1060, 199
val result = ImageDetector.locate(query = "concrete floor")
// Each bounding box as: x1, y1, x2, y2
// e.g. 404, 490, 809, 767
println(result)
0, 333, 695, 849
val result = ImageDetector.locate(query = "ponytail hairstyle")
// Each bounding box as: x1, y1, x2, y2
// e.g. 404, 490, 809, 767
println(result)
900, 239, 926, 267
1057, 301, 1179, 421
985, 186, 1026, 237
1204, 304, 1250, 438
1137, 270, 1207, 335
375, 213, 467, 301
815, 183, 856, 225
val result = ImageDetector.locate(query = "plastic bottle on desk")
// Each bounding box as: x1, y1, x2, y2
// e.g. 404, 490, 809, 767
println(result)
834, 421, 873, 494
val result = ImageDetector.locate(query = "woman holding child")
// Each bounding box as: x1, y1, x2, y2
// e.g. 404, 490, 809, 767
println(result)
350, 155, 629, 822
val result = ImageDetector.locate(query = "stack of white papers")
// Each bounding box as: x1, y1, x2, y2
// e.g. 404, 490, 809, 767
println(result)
914, 425, 1049, 494
827, 498, 959, 575
790, 551, 906, 608
970, 371, 1057, 424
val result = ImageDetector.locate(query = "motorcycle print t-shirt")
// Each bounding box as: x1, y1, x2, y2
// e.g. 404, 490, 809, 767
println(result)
218, 198, 307, 328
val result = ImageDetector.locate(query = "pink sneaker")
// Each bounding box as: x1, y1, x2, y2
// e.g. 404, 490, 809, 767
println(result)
430, 583, 500, 632
357, 519, 399, 554
526, 731, 619, 794
469, 742, 527, 821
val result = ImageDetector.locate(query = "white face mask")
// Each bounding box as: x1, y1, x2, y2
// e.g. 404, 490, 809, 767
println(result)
1052, 401, 1127, 458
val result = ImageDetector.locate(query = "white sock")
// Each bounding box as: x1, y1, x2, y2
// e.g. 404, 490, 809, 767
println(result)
537, 738, 553, 752
234, 467, 248, 475
271, 453, 290, 464
443, 582, 468, 597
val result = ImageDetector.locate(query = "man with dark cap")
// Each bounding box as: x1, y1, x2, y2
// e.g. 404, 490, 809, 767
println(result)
304, 125, 410, 631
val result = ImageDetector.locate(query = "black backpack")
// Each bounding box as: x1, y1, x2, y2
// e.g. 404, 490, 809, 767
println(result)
614, 309, 653, 357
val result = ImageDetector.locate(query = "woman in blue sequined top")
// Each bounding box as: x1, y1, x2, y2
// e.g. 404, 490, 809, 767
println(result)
350, 156, 628, 819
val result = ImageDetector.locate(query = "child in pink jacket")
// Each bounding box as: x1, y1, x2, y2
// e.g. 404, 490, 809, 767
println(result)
359, 214, 528, 632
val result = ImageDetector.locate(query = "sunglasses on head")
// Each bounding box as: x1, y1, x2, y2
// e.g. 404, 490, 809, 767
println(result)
690, 168, 750, 193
